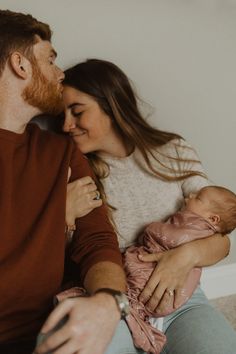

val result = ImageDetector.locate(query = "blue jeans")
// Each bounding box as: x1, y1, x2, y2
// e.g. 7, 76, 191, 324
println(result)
105, 287, 236, 354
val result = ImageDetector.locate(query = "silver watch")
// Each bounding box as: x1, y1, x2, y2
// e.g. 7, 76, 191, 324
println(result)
95, 288, 130, 319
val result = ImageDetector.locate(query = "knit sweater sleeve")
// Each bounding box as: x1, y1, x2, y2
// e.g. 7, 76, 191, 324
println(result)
174, 139, 211, 196
68, 142, 122, 283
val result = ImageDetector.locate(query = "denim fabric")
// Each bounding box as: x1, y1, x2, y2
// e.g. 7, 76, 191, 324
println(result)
160, 287, 236, 354
106, 286, 236, 354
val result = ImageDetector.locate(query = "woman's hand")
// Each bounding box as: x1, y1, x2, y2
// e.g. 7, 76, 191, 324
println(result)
66, 175, 102, 226
139, 244, 195, 313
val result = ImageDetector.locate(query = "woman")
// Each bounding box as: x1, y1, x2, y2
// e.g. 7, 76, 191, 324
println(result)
62, 59, 236, 354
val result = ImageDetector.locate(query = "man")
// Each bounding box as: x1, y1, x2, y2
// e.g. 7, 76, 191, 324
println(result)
0, 10, 128, 354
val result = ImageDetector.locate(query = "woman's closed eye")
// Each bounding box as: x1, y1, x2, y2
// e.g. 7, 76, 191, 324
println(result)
72, 111, 83, 118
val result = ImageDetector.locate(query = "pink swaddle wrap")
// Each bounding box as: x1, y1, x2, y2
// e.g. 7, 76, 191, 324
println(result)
124, 210, 216, 354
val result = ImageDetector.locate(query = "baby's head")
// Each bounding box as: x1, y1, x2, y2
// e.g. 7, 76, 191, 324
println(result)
184, 186, 236, 234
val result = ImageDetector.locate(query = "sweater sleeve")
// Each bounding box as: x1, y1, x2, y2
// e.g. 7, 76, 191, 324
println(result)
174, 139, 212, 197
68, 142, 123, 283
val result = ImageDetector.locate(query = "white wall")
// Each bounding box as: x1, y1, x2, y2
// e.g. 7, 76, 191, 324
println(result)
1, 0, 236, 265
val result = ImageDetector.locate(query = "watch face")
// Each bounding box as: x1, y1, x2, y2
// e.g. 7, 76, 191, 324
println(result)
115, 293, 130, 318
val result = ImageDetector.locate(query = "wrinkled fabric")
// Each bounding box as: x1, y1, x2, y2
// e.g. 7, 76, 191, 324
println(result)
124, 210, 216, 354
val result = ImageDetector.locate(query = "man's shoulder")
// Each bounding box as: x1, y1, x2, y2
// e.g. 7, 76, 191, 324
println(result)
27, 122, 72, 148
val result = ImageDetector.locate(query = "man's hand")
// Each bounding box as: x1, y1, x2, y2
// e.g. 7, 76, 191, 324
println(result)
34, 293, 120, 354
139, 244, 194, 312
66, 176, 102, 226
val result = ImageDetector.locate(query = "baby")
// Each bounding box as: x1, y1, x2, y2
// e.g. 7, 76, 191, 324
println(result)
124, 185, 236, 354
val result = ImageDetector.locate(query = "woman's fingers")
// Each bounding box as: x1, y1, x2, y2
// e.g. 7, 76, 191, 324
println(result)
139, 248, 196, 314
139, 271, 160, 304
139, 253, 163, 304
138, 252, 162, 263
155, 289, 175, 314
75, 176, 94, 187
145, 281, 167, 312
90, 190, 100, 200
89, 198, 103, 208
66, 176, 102, 222
87, 182, 97, 192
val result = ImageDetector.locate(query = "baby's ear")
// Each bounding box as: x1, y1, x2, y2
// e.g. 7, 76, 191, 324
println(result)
209, 214, 220, 226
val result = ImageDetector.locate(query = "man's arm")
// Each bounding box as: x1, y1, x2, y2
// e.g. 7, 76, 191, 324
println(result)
84, 261, 126, 293
35, 143, 126, 354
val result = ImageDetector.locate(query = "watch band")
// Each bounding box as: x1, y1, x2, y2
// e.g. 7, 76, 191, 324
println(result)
95, 288, 130, 319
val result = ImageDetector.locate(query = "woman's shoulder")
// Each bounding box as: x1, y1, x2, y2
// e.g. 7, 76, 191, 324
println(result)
157, 138, 199, 160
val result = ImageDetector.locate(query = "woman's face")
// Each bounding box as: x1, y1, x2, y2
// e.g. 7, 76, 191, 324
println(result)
63, 86, 114, 154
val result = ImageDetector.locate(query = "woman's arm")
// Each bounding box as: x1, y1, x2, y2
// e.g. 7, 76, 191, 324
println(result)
139, 233, 230, 312
183, 233, 230, 267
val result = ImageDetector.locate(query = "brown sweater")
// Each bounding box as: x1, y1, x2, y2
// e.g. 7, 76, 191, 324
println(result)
0, 124, 122, 348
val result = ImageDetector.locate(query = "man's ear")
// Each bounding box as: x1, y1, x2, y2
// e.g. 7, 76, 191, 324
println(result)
8, 52, 30, 79
209, 214, 221, 225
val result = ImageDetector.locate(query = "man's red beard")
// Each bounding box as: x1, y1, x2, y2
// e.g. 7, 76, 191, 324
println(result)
22, 61, 63, 115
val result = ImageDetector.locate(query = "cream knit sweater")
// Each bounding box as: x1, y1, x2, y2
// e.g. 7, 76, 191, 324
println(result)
100, 139, 210, 250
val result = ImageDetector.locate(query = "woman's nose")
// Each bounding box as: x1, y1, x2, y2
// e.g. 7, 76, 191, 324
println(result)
63, 115, 76, 132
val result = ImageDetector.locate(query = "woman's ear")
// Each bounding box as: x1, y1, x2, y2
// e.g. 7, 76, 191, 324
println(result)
8, 52, 30, 79
209, 214, 221, 226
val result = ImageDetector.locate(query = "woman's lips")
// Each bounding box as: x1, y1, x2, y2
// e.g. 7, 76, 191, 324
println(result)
70, 131, 86, 137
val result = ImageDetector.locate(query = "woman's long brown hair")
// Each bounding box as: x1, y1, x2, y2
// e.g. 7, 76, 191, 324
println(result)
63, 59, 206, 217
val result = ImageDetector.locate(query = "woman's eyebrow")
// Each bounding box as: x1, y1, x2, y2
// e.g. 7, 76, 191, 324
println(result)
68, 103, 85, 109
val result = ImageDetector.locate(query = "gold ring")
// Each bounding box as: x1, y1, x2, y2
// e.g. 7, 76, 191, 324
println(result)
167, 289, 174, 296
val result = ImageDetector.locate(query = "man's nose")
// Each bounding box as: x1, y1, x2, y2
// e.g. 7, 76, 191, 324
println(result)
63, 115, 76, 132
57, 67, 65, 82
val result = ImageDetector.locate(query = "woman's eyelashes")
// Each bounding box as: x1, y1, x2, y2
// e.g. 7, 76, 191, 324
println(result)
72, 111, 83, 118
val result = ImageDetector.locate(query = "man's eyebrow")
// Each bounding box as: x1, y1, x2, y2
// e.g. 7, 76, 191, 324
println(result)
68, 103, 85, 109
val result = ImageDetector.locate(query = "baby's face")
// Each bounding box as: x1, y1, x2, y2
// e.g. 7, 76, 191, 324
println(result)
184, 188, 212, 218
